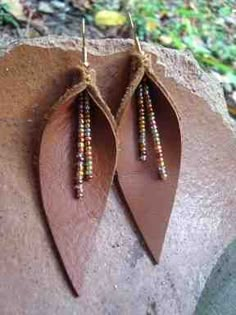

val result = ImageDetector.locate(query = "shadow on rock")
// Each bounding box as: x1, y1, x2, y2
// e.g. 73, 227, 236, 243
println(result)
195, 239, 236, 315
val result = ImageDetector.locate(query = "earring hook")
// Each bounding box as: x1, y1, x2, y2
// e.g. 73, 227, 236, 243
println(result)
82, 17, 89, 66
128, 12, 143, 54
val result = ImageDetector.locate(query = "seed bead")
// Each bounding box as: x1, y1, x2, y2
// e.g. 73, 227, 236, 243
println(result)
143, 80, 168, 180
84, 91, 93, 180
136, 83, 147, 161
75, 92, 85, 198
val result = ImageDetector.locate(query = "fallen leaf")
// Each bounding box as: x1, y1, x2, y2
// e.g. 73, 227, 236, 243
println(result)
159, 35, 172, 45
95, 10, 126, 27
71, 0, 94, 10
1, 0, 26, 21
146, 20, 158, 32
38, 2, 54, 14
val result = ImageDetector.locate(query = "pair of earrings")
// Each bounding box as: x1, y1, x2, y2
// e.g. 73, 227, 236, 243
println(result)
39, 13, 183, 297
75, 15, 167, 199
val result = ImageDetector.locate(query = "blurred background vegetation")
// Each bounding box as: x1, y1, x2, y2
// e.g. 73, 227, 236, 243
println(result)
0, 0, 235, 116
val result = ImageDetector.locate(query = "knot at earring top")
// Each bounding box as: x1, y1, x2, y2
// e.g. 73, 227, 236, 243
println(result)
77, 64, 96, 87
137, 52, 151, 68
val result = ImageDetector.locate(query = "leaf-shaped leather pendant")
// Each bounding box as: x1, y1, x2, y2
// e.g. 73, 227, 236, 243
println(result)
39, 66, 117, 295
116, 53, 181, 262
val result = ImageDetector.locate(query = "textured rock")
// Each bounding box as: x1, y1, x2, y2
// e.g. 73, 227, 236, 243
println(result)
0, 37, 235, 315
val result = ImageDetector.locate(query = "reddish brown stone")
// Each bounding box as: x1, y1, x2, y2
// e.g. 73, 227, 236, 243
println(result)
0, 38, 235, 315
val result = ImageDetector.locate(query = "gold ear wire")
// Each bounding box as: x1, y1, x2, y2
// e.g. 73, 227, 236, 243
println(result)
82, 17, 89, 66
128, 12, 143, 54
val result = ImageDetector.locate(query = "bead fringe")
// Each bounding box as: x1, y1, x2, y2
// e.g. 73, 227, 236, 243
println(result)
136, 83, 147, 161
136, 77, 168, 180
75, 90, 93, 199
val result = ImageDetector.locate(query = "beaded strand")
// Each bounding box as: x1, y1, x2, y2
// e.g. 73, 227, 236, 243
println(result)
74, 90, 93, 198
142, 78, 168, 180
84, 91, 93, 180
136, 83, 147, 161
75, 92, 85, 198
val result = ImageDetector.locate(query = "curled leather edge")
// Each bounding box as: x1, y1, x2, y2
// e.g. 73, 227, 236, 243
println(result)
116, 51, 181, 128
47, 63, 118, 144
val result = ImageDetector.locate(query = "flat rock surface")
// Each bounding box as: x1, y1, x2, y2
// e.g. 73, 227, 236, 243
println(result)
0, 37, 235, 315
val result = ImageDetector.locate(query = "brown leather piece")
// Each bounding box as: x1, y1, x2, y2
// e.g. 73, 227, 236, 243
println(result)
39, 65, 117, 295
116, 53, 182, 262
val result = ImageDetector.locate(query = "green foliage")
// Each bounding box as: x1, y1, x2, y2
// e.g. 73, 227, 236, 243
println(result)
91, 0, 236, 87
0, 4, 19, 28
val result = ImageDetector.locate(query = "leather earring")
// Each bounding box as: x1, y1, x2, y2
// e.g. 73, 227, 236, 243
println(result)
39, 19, 117, 295
116, 13, 182, 262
